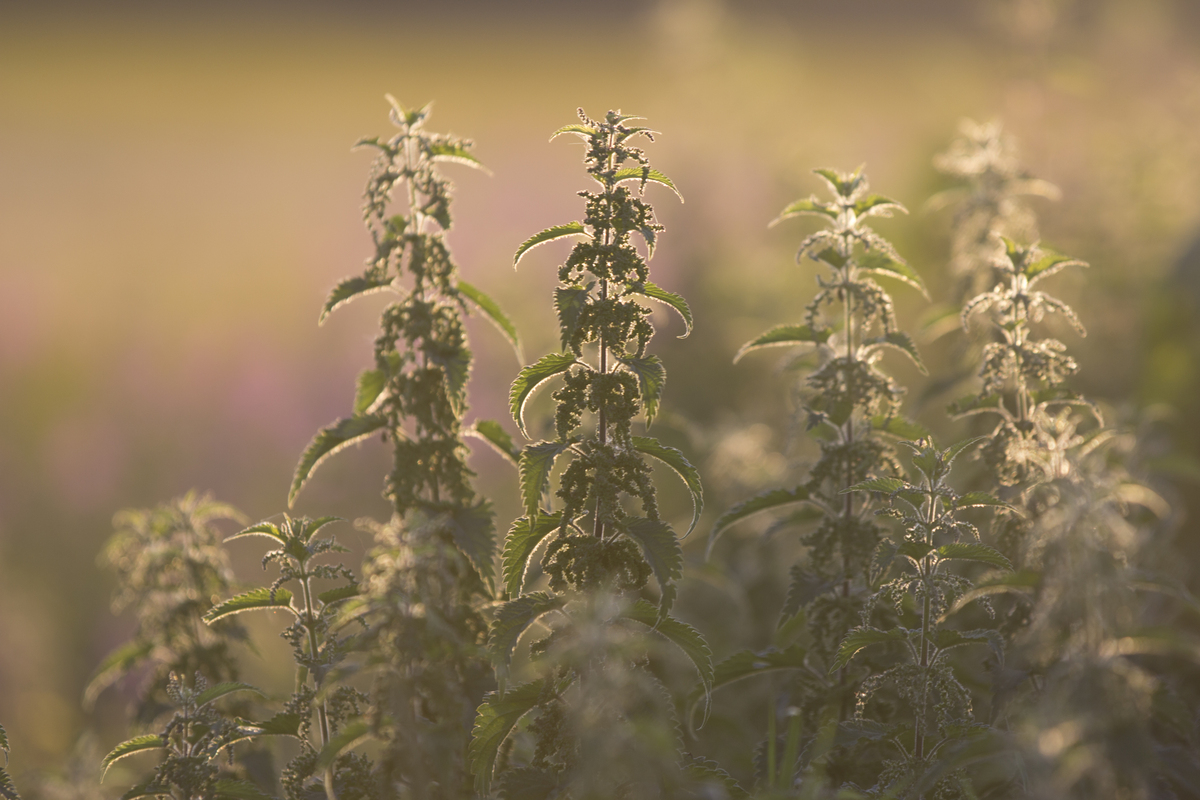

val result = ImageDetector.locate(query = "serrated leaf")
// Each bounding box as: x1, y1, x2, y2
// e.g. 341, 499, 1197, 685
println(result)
519, 442, 569, 520
616, 355, 666, 426
934, 629, 1004, 661
871, 415, 931, 441
943, 436, 988, 468
897, 540, 935, 563
224, 521, 287, 545
241, 712, 302, 738
314, 719, 372, 772
865, 331, 927, 374
102, 735, 165, 779
625, 517, 683, 618
489, 594, 565, 688
627, 281, 692, 338
458, 280, 523, 365
554, 283, 592, 349
501, 513, 561, 598
621, 599, 713, 695
858, 250, 928, 299
638, 224, 658, 260
734, 324, 831, 364
549, 124, 595, 140
212, 780, 277, 800
513, 222, 588, 267
830, 627, 907, 672
118, 781, 161, 800
203, 588, 295, 624
466, 419, 521, 467
352, 369, 386, 416
0, 724, 7, 759
632, 436, 703, 537
813, 167, 864, 197
957, 492, 1009, 510
684, 756, 750, 800
708, 487, 814, 558
772, 197, 836, 224
947, 393, 1002, 418
1024, 248, 1085, 283
469, 680, 547, 795
318, 274, 396, 325
317, 584, 360, 605
445, 502, 497, 592
509, 353, 578, 436
428, 141, 486, 171
853, 193, 905, 217
936, 543, 1012, 571
0, 768, 18, 800
687, 645, 808, 729
947, 570, 1039, 616
289, 414, 389, 506
781, 568, 834, 620
610, 166, 683, 202
812, 246, 849, 269
195, 681, 265, 708
847, 477, 908, 494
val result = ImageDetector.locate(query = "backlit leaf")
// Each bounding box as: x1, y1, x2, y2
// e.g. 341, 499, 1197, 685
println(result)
102, 735, 165, 780
1024, 247, 1086, 283
617, 355, 666, 426
195, 682, 265, 709
317, 584, 360, 605
514, 222, 588, 267
519, 442, 569, 520
314, 719, 372, 771
469, 680, 547, 795
947, 393, 1002, 418
289, 414, 389, 506
465, 419, 521, 466
352, 369, 386, 415
830, 627, 908, 672
84, 640, 154, 709
203, 588, 295, 624
957, 492, 1009, 510
621, 599, 713, 697
853, 194, 905, 218
549, 124, 595, 140
858, 250, 928, 299
871, 415, 931, 441
555, 284, 592, 349
459, 280, 523, 364
686, 645, 807, 730
445, 502, 497, 592
625, 517, 683, 618
627, 281, 692, 338
936, 542, 1012, 571
734, 325, 831, 364
684, 756, 750, 800
943, 436, 988, 468
934, 629, 1004, 662
502, 513, 562, 598
610, 166, 683, 202
319, 274, 396, 325
865, 331, 927, 374
0, 767, 18, 800
509, 353, 578, 436
428, 142, 487, 171
772, 197, 835, 224
632, 436, 703, 537
224, 521, 287, 545
708, 487, 814, 558
488, 594, 566, 688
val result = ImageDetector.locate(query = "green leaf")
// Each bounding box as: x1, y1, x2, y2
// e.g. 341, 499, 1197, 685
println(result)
224, 521, 287, 545
933, 629, 1004, 662
947, 570, 1039, 616
519, 442, 569, 520
101, 735, 165, 780
957, 492, 1009, 510
627, 281, 692, 338
509, 353, 578, 436
858, 250, 928, 299
871, 415, 931, 441
638, 224, 658, 260
488, 594, 566, 688
854, 193, 905, 217
610, 166, 684, 202
708, 487, 814, 558
318, 274, 397, 325
632, 436, 703, 537
352, 369, 386, 416
445, 502, 497, 592
947, 393, 1002, 418
204, 588, 295, 623
513, 222, 588, 267
616, 355, 666, 426
0, 767, 18, 800
554, 283, 592, 349
118, 781, 162, 800
549, 124, 596, 140
864, 331, 927, 374
830, 627, 907, 672
502, 513, 562, 598
812, 246, 848, 269
621, 599, 714, 695
194, 681, 265, 708
847, 477, 907, 494
936, 543, 1012, 571
289, 414, 389, 507
733, 324, 830, 364
814, 167, 864, 197
943, 436, 988, 468
84, 639, 154, 708
686, 645, 807, 728
684, 756, 750, 800
772, 197, 836, 224
625, 517, 683, 618
314, 719, 372, 772
458, 280, 523, 365
240, 712, 302, 738
469, 680, 547, 795
897, 540, 935, 564
317, 584, 360, 605
0, 724, 7, 760
212, 780, 277, 800
1024, 247, 1086, 282
466, 419, 521, 466
428, 141, 487, 171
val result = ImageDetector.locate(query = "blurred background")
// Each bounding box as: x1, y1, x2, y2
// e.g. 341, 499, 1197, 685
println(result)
3, 0, 1200, 783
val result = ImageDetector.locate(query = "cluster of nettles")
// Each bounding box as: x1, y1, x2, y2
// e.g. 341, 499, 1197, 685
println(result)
469, 109, 715, 798
291, 98, 517, 799
708, 168, 929, 766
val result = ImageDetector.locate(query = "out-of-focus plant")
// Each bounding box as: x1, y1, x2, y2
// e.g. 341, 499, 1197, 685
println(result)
704, 167, 928, 791
288, 97, 517, 799
1, 723, 17, 800
88, 492, 248, 724
469, 108, 715, 798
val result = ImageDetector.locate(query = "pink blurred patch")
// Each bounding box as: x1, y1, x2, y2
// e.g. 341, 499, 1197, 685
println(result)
42, 415, 128, 511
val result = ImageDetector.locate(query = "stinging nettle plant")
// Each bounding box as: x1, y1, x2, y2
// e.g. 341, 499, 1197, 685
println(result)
470, 108, 717, 798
